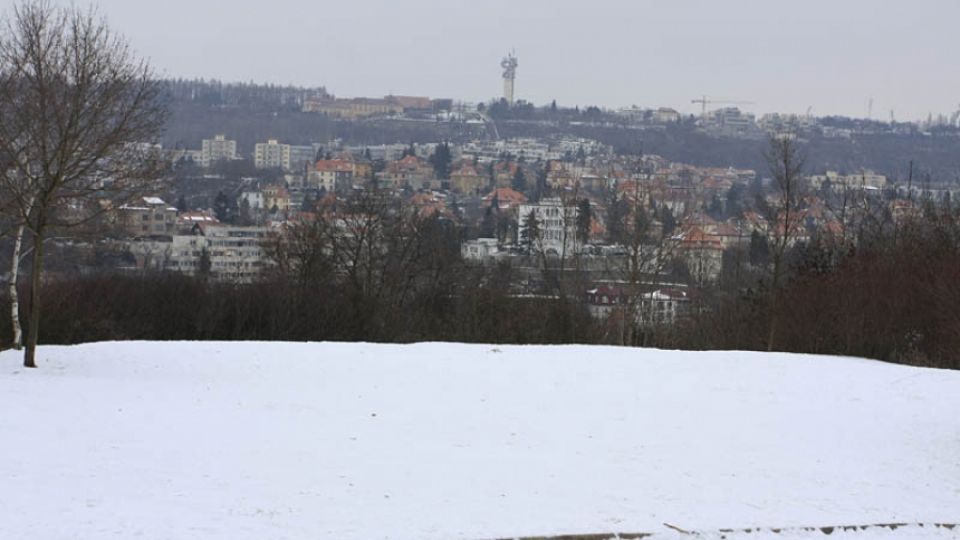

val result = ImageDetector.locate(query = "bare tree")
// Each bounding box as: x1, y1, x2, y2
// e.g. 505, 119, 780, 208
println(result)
763, 133, 805, 351
611, 155, 680, 346
0, 1, 168, 367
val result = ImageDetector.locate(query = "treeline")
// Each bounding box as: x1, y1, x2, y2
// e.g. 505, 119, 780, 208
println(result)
3, 187, 960, 370
0, 191, 597, 347
1, 220, 958, 368
499, 122, 960, 182
6, 270, 596, 347
162, 78, 328, 111
688, 205, 960, 369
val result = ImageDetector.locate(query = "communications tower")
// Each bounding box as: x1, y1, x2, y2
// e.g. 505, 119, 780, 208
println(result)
501, 52, 518, 105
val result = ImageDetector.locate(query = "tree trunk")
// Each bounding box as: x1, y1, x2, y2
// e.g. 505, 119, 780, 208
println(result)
8, 222, 27, 350
24, 228, 44, 368
766, 257, 782, 352
766, 292, 779, 352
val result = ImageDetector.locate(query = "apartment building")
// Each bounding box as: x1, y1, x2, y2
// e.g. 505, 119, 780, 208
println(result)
517, 197, 580, 256
200, 135, 238, 167
254, 139, 292, 170
124, 224, 273, 282
118, 197, 178, 237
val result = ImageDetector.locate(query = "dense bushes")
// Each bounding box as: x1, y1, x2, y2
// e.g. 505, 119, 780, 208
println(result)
0, 269, 599, 347
690, 212, 960, 369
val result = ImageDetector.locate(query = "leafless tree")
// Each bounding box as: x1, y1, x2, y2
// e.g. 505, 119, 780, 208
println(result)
0, 1, 168, 366
611, 156, 680, 346
763, 133, 805, 352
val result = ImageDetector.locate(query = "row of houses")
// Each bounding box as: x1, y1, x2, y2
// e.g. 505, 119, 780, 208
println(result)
118, 197, 273, 282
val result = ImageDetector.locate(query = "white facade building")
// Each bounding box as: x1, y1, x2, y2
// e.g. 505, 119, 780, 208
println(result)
461, 238, 503, 262
124, 225, 272, 282
517, 197, 580, 256
200, 135, 238, 168
254, 139, 293, 170
808, 170, 887, 191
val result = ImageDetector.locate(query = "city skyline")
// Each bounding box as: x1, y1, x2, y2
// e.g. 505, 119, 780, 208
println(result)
14, 0, 960, 121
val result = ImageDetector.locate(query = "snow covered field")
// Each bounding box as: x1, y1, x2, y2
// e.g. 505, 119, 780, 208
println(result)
1, 342, 958, 540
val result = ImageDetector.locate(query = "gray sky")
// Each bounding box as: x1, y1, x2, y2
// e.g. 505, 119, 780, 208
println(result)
14, 0, 960, 120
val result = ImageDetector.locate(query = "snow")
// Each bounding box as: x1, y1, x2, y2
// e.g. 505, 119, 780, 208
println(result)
1, 342, 958, 540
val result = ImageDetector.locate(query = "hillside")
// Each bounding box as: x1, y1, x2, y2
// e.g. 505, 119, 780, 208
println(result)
1, 342, 958, 539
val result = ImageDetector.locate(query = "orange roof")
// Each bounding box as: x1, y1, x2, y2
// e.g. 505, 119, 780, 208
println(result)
482, 187, 528, 205
314, 159, 353, 173
678, 226, 724, 250
452, 162, 483, 177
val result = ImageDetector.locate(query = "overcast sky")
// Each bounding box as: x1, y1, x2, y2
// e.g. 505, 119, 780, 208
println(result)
13, 0, 960, 120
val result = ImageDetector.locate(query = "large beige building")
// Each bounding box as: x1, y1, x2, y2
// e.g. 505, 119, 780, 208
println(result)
200, 135, 238, 167
124, 224, 272, 282
118, 197, 178, 237
303, 97, 404, 119
254, 139, 292, 170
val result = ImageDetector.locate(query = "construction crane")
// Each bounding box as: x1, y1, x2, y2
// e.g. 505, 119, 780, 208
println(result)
691, 95, 755, 116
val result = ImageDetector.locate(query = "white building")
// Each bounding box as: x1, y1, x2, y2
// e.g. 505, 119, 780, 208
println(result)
200, 135, 238, 168
238, 191, 265, 211
254, 139, 292, 170
461, 238, 503, 262
124, 224, 272, 282
652, 107, 681, 124
118, 197, 178, 237
585, 284, 690, 327
517, 197, 580, 256
808, 170, 887, 191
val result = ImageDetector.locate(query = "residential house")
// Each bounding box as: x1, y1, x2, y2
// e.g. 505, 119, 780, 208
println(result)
310, 159, 355, 193
118, 197, 178, 237
449, 162, 487, 195
377, 155, 434, 190
262, 184, 292, 213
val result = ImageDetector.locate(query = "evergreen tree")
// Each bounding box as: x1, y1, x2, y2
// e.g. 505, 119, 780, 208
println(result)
576, 198, 592, 244
429, 142, 452, 179
535, 162, 549, 201
511, 167, 527, 192
176, 195, 188, 212
213, 191, 230, 222
707, 194, 724, 220
480, 205, 496, 238
301, 192, 315, 212
198, 247, 212, 279
520, 209, 540, 253
606, 191, 626, 244
726, 183, 744, 219
238, 198, 253, 225
750, 230, 770, 265
661, 207, 677, 236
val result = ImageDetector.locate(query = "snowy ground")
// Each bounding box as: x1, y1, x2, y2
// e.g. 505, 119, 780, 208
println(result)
1, 342, 958, 540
